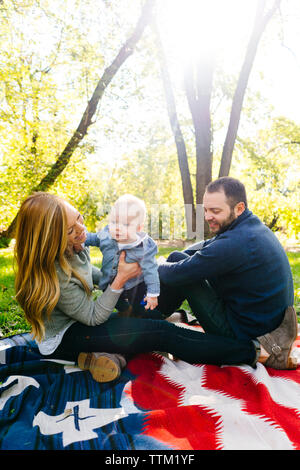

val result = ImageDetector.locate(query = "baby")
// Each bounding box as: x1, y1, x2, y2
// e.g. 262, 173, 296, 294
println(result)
85, 194, 160, 313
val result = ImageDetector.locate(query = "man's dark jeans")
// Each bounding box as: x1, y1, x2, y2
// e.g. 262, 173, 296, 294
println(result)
158, 250, 236, 339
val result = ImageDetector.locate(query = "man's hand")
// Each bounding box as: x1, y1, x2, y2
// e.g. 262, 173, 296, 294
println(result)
144, 296, 158, 310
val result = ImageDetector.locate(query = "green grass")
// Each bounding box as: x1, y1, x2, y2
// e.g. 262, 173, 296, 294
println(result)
0, 245, 299, 339
287, 252, 300, 313
0, 247, 30, 337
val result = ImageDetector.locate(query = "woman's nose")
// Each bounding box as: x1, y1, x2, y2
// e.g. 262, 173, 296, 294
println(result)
75, 221, 85, 232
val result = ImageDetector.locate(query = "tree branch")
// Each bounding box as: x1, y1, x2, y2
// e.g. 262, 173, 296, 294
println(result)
1, 0, 155, 240
265, 140, 300, 156
33, 0, 155, 193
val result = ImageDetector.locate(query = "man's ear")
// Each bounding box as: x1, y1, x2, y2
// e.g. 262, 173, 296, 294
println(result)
235, 201, 245, 217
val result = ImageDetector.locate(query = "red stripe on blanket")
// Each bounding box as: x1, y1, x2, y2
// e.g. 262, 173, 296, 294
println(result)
127, 353, 185, 409
141, 405, 221, 450
127, 354, 221, 449
203, 365, 300, 450
125, 330, 300, 450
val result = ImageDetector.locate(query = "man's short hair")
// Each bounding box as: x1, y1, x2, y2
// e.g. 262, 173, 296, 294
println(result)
206, 177, 248, 209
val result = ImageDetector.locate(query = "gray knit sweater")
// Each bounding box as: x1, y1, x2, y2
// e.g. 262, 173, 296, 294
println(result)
37, 247, 122, 354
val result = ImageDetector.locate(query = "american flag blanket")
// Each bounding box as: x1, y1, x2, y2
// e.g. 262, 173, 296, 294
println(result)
0, 327, 299, 451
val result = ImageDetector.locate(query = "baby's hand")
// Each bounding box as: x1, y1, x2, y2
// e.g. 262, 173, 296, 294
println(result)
73, 242, 84, 253
144, 296, 158, 310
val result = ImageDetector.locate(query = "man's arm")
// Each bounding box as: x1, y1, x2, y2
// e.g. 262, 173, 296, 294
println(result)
183, 238, 214, 256
158, 235, 243, 286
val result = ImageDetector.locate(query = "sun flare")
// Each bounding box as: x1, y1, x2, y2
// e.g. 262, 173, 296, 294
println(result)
158, 0, 256, 66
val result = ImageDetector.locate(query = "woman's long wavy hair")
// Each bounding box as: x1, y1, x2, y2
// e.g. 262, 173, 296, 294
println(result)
14, 192, 90, 342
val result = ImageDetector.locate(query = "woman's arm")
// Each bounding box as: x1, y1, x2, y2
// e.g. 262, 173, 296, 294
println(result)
56, 251, 141, 326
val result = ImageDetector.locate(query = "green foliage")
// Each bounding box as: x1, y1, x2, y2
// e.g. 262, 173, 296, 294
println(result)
232, 117, 300, 237
0, 0, 299, 242
83, 138, 192, 238
0, 0, 110, 230
0, 237, 10, 249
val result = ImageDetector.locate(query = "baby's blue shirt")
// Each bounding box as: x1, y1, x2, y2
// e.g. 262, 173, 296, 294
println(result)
85, 225, 160, 295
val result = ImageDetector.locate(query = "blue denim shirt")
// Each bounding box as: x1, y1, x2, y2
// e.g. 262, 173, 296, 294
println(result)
85, 225, 160, 295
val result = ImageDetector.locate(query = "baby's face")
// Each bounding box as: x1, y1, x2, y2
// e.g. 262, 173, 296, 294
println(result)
109, 209, 141, 243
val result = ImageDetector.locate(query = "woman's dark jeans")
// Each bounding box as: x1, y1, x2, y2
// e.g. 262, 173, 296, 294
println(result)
46, 317, 255, 367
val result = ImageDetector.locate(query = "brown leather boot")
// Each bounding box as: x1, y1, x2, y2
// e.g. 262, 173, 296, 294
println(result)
257, 306, 298, 369
78, 352, 127, 382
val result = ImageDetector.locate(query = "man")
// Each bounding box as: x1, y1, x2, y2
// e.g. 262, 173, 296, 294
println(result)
158, 177, 297, 369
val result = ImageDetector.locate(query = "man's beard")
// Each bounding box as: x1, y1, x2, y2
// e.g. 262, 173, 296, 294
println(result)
214, 209, 237, 235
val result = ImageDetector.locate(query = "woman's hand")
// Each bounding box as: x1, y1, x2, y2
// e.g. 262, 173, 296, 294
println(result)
111, 251, 142, 290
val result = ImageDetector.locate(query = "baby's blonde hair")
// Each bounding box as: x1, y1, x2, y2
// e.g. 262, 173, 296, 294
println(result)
110, 194, 146, 226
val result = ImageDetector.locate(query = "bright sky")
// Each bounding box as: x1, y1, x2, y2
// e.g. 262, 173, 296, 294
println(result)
25, 0, 300, 126
159, 0, 300, 123
92, 0, 300, 165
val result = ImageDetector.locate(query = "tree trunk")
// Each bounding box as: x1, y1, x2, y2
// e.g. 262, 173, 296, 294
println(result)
0, 0, 155, 241
184, 56, 214, 205
151, 19, 197, 237
219, 0, 282, 177
184, 56, 214, 238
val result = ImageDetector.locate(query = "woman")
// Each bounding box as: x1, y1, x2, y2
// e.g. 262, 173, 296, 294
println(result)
14, 192, 259, 383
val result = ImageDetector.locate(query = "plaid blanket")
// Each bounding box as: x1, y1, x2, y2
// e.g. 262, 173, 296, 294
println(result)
0, 326, 299, 450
